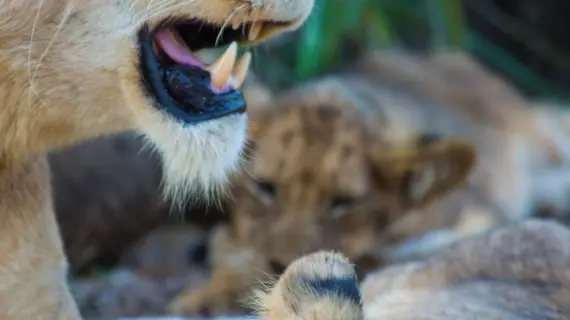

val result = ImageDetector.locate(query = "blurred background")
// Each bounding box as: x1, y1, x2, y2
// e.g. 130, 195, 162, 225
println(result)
251, 0, 570, 102
55, 0, 570, 318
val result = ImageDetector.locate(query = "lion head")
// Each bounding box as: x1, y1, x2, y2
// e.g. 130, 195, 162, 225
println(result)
0, 0, 314, 204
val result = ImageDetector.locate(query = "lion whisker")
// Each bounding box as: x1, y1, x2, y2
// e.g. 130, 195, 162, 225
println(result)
29, 1, 75, 110
134, 1, 185, 29
27, 0, 44, 109
215, 3, 248, 47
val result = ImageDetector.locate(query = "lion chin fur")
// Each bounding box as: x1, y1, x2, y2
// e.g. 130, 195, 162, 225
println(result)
141, 115, 248, 208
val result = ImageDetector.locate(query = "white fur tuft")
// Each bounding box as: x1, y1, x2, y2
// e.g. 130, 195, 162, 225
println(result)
141, 113, 248, 209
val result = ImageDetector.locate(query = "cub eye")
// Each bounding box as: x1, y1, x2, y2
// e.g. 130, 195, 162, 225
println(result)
255, 180, 276, 197
330, 196, 357, 211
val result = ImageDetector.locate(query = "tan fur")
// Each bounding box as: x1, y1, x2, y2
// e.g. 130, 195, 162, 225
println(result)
254, 251, 363, 320
350, 51, 570, 220
254, 219, 570, 319
168, 71, 477, 316
51, 75, 275, 272
0, 1, 313, 318
329, 51, 570, 264
350, 50, 564, 163
169, 52, 570, 316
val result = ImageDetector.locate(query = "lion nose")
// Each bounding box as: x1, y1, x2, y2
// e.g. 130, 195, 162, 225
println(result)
244, 0, 315, 44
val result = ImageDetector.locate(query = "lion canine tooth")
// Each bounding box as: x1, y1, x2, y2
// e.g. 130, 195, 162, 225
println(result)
206, 42, 238, 89
248, 22, 263, 41
232, 21, 241, 30
227, 76, 239, 89
232, 51, 252, 89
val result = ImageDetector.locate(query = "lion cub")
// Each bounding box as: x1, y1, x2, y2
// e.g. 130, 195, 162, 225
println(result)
168, 74, 477, 315
345, 51, 570, 262
254, 219, 570, 320
169, 51, 570, 316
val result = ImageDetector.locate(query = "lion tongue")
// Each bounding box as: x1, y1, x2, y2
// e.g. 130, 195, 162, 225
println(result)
154, 29, 206, 68
154, 29, 251, 92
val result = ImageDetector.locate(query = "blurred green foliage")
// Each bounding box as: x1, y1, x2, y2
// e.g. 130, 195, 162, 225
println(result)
250, 0, 570, 103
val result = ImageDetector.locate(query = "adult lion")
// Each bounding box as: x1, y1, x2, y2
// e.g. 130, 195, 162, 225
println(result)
0, 1, 313, 318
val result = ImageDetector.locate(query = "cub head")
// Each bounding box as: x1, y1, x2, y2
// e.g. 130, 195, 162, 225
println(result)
229, 92, 476, 269
0, 0, 313, 204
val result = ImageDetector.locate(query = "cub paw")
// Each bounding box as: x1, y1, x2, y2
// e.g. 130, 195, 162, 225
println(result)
252, 251, 363, 320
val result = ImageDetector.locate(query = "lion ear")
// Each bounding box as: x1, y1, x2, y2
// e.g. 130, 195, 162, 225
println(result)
370, 137, 477, 210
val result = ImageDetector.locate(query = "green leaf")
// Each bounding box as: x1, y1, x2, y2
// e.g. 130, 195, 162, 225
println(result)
295, 0, 326, 79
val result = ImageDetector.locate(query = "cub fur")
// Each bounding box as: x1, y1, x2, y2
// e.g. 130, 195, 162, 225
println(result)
348, 51, 570, 262
254, 220, 570, 320
0, 1, 313, 318
351, 51, 570, 221
168, 67, 477, 315
169, 51, 570, 316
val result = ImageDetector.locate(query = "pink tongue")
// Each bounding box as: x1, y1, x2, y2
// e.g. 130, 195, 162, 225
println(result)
154, 29, 206, 68
154, 28, 233, 94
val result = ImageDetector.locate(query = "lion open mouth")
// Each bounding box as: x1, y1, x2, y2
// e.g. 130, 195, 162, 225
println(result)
138, 19, 267, 124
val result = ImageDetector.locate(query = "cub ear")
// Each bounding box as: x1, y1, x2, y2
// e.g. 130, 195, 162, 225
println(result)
370, 137, 477, 209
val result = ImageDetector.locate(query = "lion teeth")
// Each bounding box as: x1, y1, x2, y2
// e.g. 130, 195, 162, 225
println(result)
232, 21, 241, 30
226, 52, 251, 89
206, 41, 238, 89
248, 21, 263, 41
231, 51, 251, 89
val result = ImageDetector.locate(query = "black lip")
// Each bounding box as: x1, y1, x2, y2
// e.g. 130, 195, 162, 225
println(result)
137, 24, 247, 125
